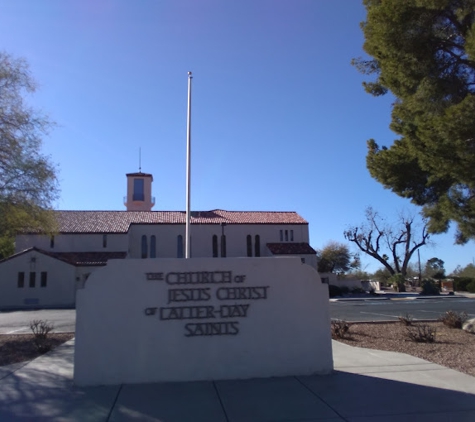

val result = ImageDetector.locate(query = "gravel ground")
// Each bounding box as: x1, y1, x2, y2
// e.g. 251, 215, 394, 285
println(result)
0, 333, 74, 367
1, 324, 474, 379
334, 321, 475, 377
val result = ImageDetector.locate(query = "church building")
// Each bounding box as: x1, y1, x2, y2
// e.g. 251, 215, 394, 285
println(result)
0, 171, 317, 309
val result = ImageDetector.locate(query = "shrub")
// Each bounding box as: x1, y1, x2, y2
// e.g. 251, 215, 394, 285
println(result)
388, 274, 406, 292
328, 285, 341, 298
340, 285, 350, 295
405, 324, 436, 343
351, 286, 365, 294
467, 280, 475, 293
452, 277, 474, 292
398, 313, 414, 326
420, 280, 440, 295
440, 311, 468, 329
30, 320, 54, 353
331, 320, 351, 339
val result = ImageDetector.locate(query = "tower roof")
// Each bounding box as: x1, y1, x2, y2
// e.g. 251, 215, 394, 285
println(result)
126, 172, 153, 180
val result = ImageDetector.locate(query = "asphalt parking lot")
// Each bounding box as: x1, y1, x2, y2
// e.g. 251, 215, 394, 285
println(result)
330, 297, 475, 322
0, 309, 76, 334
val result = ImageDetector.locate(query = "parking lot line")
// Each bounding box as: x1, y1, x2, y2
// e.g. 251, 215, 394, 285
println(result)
359, 311, 399, 319
6, 328, 27, 334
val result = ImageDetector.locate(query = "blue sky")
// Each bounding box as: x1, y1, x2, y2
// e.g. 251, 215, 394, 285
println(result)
1, 0, 473, 274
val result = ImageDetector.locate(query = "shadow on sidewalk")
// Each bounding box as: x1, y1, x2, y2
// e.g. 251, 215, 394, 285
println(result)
0, 368, 474, 421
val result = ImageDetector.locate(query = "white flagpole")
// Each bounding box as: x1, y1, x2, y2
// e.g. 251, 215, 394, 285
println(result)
185, 71, 192, 259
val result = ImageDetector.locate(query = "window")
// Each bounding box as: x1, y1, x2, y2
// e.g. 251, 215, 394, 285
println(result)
212, 235, 218, 258
103, 234, 107, 248
285, 230, 288, 241
279, 230, 283, 241
246, 235, 252, 257
221, 235, 227, 257
301, 258, 306, 264
29, 272, 36, 288
254, 235, 260, 257
133, 178, 145, 201
18, 272, 25, 288
41, 272, 47, 287
141, 235, 148, 259
150, 235, 156, 258
177, 235, 184, 258
290, 230, 294, 241
50, 236, 54, 248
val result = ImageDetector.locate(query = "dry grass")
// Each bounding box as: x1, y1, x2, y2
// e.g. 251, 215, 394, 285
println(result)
0, 333, 74, 367
334, 321, 475, 377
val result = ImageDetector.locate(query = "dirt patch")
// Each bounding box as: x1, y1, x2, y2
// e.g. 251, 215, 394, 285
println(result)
334, 321, 475, 377
0, 333, 74, 367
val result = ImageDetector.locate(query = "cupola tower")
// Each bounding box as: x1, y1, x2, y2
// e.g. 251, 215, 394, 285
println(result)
124, 172, 155, 211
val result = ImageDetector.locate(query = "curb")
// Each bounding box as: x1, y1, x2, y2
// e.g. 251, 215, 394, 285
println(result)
330, 295, 469, 302
331, 319, 439, 324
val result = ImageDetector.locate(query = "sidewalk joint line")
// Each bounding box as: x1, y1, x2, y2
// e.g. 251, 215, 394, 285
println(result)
0, 360, 30, 381
293, 376, 350, 422
106, 383, 123, 422
212, 381, 230, 422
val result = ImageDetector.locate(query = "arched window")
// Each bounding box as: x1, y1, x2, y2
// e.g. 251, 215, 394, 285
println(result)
221, 235, 227, 257
212, 235, 218, 258
141, 235, 148, 259
177, 235, 184, 258
254, 235, 260, 257
246, 235, 252, 257
150, 235, 156, 258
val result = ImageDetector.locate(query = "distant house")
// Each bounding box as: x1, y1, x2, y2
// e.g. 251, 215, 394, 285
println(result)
0, 171, 317, 309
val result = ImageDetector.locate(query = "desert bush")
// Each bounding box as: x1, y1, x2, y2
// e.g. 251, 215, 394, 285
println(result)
467, 280, 475, 293
30, 320, 54, 353
420, 280, 440, 295
405, 324, 436, 343
439, 311, 468, 329
328, 285, 341, 298
398, 313, 414, 326
331, 320, 351, 339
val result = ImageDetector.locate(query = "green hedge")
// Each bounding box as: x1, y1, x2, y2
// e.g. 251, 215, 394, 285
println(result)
329, 285, 341, 298
452, 277, 475, 292
467, 280, 475, 293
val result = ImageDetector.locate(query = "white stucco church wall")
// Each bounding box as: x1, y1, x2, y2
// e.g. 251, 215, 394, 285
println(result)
1, 171, 320, 310
0, 250, 76, 309
74, 257, 333, 386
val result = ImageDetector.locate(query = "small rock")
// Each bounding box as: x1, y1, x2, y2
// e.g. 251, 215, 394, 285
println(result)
462, 318, 475, 334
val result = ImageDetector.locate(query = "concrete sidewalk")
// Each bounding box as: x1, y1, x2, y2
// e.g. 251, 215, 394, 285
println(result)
0, 340, 474, 422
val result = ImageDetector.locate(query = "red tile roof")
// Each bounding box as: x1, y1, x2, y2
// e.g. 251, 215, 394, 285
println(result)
266, 243, 316, 255
49, 210, 308, 233
45, 251, 127, 266
0, 248, 127, 266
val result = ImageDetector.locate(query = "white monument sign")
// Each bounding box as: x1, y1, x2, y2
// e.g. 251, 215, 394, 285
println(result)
74, 257, 333, 386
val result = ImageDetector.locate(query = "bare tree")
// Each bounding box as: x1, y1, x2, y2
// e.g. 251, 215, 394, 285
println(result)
344, 208, 430, 277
